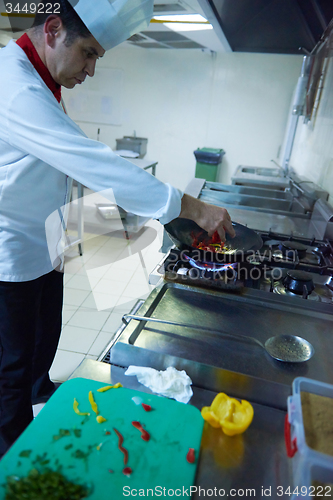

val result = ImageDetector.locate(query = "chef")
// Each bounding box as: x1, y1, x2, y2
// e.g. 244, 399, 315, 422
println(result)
0, 0, 235, 457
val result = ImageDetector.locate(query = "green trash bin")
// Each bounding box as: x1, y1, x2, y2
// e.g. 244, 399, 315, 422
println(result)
194, 147, 225, 182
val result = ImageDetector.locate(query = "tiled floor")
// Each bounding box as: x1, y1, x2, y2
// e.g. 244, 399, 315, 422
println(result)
49, 218, 165, 384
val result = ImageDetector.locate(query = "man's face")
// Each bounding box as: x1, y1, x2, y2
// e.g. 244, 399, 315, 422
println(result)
44, 20, 105, 88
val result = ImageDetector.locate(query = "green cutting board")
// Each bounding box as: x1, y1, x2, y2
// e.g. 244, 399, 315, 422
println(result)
0, 378, 204, 498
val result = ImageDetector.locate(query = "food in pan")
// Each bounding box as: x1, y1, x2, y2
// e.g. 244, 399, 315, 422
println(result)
191, 231, 236, 255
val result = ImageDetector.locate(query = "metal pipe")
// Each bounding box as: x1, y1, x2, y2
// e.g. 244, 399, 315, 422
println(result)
281, 55, 312, 174
122, 313, 264, 348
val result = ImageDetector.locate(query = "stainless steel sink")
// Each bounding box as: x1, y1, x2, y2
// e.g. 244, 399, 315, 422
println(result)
231, 165, 290, 190
242, 167, 281, 177
205, 182, 291, 199
200, 182, 308, 214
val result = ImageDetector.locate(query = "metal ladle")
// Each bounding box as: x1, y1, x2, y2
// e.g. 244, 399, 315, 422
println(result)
122, 314, 315, 363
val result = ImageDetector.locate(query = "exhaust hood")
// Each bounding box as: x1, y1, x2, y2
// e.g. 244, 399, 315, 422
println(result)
128, 0, 333, 52
198, 0, 333, 54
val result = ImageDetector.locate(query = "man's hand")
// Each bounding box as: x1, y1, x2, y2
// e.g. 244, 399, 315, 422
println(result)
178, 194, 236, 242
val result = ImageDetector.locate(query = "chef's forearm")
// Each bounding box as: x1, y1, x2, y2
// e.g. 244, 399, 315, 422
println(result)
179, 193, 204, 222
179, 193, 235, 240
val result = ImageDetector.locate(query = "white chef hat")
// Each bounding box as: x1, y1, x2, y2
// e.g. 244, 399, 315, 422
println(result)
68, 0, 154, 50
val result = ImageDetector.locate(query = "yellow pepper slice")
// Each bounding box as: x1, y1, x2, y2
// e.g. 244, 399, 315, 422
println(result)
201, 393, 254, 436
97, 383, 123, 392
73, 398, 90, 416
96, 415, 107, 424
88, 391, 99, 415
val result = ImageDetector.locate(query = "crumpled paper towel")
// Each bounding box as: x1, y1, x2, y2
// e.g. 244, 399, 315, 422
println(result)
124, 365, 193, 404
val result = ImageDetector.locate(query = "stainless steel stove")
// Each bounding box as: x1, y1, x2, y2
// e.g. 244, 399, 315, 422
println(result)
156, 230, 333, 305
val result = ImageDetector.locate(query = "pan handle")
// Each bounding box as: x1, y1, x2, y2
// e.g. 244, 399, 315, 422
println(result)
122, 314, 264, 349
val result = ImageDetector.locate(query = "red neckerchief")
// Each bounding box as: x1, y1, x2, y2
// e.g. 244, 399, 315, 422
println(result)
16, 33, 62, 103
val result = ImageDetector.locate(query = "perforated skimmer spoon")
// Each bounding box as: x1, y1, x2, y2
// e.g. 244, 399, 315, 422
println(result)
122, 315, 315, 363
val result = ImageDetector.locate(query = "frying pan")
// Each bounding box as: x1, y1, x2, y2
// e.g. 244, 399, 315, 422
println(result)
164, 218, 263, 262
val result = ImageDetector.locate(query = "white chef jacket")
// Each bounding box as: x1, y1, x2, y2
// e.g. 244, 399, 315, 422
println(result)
0, 41, 182, 282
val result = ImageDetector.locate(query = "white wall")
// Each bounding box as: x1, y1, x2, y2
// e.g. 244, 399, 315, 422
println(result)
289, 56, 333, 204
63, 47, 303, 191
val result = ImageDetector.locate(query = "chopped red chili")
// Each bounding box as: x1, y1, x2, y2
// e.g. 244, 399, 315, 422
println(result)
186, 448, 195, 463
123, 467, 132, 476
132, 421, 150, 441
191, 230, 225, 253
113, 428, 129, 464
142, 403, 152, 412
105, 431, 111, 435
211, 231, 220, 244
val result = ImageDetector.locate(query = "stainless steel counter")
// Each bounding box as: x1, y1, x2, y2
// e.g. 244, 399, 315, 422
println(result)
110, 282, 333, 411
70, 359, 292, 498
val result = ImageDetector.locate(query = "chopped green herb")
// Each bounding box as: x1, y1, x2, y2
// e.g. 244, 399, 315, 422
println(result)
18, 450, 32, 458
72, 449, 88, 460
39, 460, 50, 466
32, 453, 48, 465
3, 469, 91, 499
64, 444, 73, 450
59, 429, 71, 437
81, 415, 90, 425
73, 429, 82, 438
53, 429, 71, 441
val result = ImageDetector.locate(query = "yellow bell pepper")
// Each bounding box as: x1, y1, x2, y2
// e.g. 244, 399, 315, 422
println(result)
73, 398, 90, 416
96, 415, 107, 424
88, 390, 99, 415
97, 383, 123, 392
201, 393, 254, 436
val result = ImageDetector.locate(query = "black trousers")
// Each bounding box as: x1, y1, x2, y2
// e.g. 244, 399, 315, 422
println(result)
0, 270, 63, 456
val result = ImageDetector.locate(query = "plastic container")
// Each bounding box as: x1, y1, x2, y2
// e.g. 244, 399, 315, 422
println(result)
116, 136, 147, 158
286, 377, 333, 499
194, 148, 225, 182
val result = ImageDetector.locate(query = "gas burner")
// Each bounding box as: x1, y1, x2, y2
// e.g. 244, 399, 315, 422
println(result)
271, 249, 321, 266
183, 254, 237, 273
273, 283, 320, 301
263, 239, 281, 247
300, 253, 322, 266
271, 250, 287, 260
279, 241, 308, 260
246, 254, 263, 265
313, 245, 333, 257
283, 270, 315, 295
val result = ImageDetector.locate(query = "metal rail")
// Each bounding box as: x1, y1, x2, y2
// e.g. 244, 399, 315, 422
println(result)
122, 313, 264, 348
